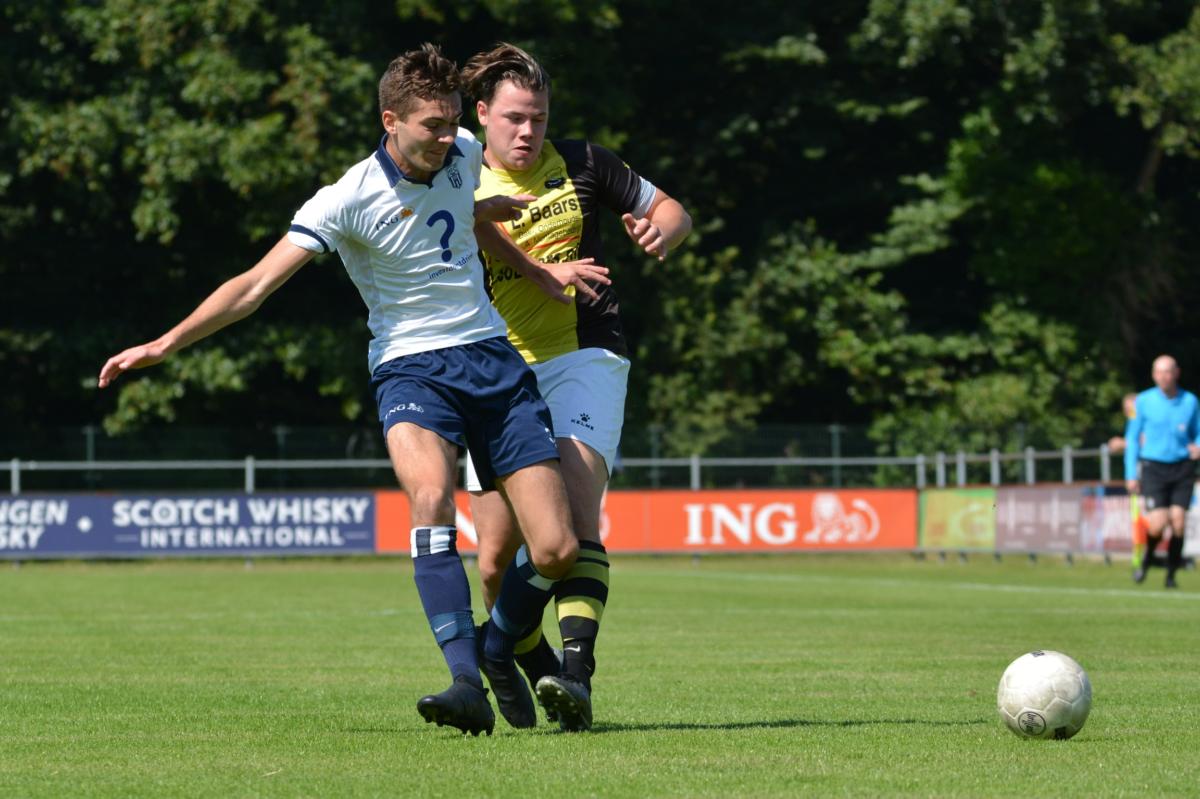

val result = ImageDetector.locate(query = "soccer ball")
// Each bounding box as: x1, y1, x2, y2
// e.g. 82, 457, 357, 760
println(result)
996, 650, 1092, 740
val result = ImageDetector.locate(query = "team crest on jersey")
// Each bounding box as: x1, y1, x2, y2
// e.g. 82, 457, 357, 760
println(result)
446, 163, 463, 189
544, 169, 566, 189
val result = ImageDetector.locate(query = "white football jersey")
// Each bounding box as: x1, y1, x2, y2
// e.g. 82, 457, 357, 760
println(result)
288, 129, 507, 372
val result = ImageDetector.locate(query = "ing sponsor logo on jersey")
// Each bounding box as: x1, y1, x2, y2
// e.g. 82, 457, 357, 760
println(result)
374, 207, 414, 231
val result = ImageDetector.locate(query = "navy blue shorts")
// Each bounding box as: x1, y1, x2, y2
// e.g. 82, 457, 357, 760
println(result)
371, 337, 558, 490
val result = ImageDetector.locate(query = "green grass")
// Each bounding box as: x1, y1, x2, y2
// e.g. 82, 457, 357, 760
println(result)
2, 554, 1199, 797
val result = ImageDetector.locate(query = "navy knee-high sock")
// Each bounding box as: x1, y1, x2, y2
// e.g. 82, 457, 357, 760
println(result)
484, 544, 557, 662
411, 526, 481, 689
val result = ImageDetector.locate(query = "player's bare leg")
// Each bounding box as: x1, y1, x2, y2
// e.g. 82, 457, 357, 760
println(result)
471, 489, 521, 611
496, 459, 578, 577
388, 423, 493, 736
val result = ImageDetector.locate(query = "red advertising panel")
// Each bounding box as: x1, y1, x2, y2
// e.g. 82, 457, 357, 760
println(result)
375, 491, 480, 554
374, 489, 917, 553
602, 489, 917, 551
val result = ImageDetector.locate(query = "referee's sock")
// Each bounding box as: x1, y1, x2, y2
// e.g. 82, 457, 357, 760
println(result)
1167, 534, 1184, 578
1144, 534, 1162, 570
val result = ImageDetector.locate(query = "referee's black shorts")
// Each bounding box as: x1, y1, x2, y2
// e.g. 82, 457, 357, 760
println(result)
1139, 458, 1197, 511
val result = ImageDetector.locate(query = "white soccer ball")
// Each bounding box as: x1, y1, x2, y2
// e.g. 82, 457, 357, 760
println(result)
996, 650, 1092, 740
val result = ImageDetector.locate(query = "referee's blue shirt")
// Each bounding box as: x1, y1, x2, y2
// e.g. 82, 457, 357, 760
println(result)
1124, 387, 1200, 479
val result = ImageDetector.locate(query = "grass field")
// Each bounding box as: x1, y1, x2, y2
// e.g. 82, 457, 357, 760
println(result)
2, 554, 1199, 797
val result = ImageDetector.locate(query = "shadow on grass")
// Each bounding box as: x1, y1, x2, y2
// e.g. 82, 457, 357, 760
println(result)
342, 718, 992, 736
588, 717, 991, 734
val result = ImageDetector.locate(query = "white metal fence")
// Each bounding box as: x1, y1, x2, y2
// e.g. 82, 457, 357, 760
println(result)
7, 444, 1120, 495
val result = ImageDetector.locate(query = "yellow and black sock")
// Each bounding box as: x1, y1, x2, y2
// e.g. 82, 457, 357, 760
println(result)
555, 541, 609, 687
513, 622, 560, 684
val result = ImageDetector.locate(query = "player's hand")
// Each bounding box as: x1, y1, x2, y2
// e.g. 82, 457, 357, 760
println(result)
1126, 479, 1139, 495
1189, 444, 1200, 461
527, 258, 611, 305
97, 342, 167, 388
621, 213, 667, 261
475, 194, 537, 224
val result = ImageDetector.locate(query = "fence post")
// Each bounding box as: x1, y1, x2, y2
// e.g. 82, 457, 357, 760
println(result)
9, 458, 18, 496
1100, 443, 1111, 483
1062, 445, 1073, 484
1025, 446, 1036, 485
244, 456, 256, 494
990, 449, 1000, 486
829, 424, 843, 487
935, 451, 946, 487
955, 451, 967, 486
915, 455, 926, 489
689, 453, 701, 490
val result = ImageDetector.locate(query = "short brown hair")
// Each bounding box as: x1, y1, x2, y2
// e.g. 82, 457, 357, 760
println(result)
461, 42, 550, 105
378, 43, 460, 119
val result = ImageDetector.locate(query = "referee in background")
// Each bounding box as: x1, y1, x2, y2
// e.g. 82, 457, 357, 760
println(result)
1124, 355, 1200, 588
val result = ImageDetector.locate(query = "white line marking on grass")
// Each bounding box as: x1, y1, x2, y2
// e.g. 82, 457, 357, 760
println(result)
635, 568, 1200, 602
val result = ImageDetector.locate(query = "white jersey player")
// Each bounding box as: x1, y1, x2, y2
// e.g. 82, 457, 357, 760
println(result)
98, 43, 610, 736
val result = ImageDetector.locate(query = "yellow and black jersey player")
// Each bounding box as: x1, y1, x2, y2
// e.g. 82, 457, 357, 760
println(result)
481, 137, 646, 364
461, 43, 692, 732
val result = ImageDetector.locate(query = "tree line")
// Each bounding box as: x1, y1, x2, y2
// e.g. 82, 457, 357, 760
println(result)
4, 0, 1198, 457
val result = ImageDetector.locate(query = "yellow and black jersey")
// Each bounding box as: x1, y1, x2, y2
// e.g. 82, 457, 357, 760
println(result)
477, 139, 649, 364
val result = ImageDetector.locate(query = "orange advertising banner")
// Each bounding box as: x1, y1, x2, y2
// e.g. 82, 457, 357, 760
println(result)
374, 489, 918, 553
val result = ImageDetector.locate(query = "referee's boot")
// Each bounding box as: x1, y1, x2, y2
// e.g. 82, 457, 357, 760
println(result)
417, 676, 495, 736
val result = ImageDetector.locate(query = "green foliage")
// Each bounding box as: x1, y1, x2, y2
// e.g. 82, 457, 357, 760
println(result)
4, 0, 1200, 459
1112, 6, 1200, 157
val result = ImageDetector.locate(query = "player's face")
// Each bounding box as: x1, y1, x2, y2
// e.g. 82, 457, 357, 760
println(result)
477, 81, 548, 172
382, 94, 462, 180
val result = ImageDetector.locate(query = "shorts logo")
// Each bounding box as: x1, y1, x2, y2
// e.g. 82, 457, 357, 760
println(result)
384, 402, 425, 419
571, 412, 596, 431
446, 164, 463, 189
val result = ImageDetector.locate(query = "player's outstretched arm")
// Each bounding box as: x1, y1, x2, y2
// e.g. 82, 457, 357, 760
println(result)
97, 237, 315, 388
622, 189, 692, 262
473, 215, 610, 305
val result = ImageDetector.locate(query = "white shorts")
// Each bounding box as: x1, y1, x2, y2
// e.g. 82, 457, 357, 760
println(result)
464, 347, 630, 491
